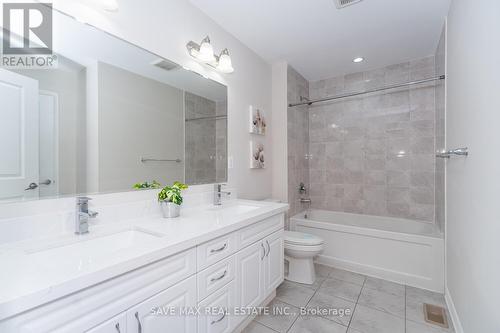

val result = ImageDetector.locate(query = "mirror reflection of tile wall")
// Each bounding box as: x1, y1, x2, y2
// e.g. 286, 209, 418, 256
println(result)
184, 93, 227, 185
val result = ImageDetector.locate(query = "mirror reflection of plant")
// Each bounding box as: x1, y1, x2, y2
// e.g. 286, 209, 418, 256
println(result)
133, 180, 162, 189
158, 181, 188, 205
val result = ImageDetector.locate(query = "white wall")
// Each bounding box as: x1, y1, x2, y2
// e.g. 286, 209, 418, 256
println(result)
52, 0, 273, 200
446, 0, 500, 332
271, 62, 288, 203
98, 62, 184, 192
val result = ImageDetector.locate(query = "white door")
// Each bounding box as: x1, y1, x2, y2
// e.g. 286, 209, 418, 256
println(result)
0, 69, 39, 200
197, 280, 236, 333
85, 313, 126, 333
39, 90, 59, 197
264, 230, 284, 294
236, 241, 265, 309
127, 276, 197, 333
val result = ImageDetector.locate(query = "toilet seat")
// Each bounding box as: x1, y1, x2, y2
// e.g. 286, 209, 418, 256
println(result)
284, 231, 324, 246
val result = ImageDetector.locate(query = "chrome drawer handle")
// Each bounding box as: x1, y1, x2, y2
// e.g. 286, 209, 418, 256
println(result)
210, 243, 227, 253
135, 312, 142, 333
210, 270, 227, 282
115, 323, 121, 333
211, 311, 227, 325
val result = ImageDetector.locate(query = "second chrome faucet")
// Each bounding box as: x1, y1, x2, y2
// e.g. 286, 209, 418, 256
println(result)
214, 184, 231, 205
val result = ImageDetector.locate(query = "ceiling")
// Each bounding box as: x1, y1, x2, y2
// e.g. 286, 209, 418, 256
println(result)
189, 0, 451, 81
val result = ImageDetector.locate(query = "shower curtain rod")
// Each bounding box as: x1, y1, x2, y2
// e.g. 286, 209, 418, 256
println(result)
288, 75, 445, 108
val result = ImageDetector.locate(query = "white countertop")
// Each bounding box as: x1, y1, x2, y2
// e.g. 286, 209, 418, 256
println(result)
0, 200, 288, 321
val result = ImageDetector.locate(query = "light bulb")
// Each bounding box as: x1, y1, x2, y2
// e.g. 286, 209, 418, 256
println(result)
197, 36, 216, 62
217, 49, 234, 73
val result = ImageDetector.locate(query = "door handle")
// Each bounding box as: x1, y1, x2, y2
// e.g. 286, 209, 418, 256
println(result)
261, 242, 266, 260
115, 322, 121, 333
39, 179, 52, 185
25, 183, 38, 191
135, 312, 142, 333
266, 240, 270, 257
211, 311, 227, 325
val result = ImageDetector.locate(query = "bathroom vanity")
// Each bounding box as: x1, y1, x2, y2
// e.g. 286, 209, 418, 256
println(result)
0, 196, 287, 333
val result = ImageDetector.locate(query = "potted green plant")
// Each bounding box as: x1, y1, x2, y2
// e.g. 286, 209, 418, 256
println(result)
157, 181, 188, 218
133, 180, 162, 190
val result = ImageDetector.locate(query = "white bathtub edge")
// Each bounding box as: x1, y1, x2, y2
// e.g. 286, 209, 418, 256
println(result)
315, 254, 443, 293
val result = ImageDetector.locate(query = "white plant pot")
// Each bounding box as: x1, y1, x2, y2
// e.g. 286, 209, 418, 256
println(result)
159, 201, 181, 218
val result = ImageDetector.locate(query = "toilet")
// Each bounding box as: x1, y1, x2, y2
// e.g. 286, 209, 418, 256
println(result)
284, 231, 324, 284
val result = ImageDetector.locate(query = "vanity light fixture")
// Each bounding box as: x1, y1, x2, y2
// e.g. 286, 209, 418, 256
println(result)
353, 57, 364, 63
186, 37, 234, 74
216, 48, 234, 74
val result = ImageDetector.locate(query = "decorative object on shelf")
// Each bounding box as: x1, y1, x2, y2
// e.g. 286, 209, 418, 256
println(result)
133, 180, 162, 190
158, 181, 188, 218
186, 36, 234, 74
249, 105, 266, 135
250, 141, 265, 169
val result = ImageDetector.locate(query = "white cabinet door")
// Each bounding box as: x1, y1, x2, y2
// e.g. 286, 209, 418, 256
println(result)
86, 313, 126, 333
0, 68, 39, 200
264, 230, 284, 294
127, 276, 197, 333
197, 281, 236, 333
236, 240, 265, 309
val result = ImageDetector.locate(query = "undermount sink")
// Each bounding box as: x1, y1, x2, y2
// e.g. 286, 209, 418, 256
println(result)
209, 203, 260, 215
26, 229, 165, 270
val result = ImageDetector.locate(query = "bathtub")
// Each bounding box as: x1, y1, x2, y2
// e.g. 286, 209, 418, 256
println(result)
291, 210, 444, 292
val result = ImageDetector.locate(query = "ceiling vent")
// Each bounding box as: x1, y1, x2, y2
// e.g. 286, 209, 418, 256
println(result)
151, 58, 180, 71
334, 0, 363, 9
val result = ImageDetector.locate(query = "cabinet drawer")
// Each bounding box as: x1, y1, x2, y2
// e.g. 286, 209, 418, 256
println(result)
85, 313, 126, 333
127, 276, 197, 333
238, 213, 284, 249
197, 232, 237, 270
197, 280, 236, 333
197, 255, 235, 301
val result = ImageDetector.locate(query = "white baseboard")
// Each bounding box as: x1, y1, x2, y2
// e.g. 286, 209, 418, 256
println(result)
445, 287, 464, 333
315, 255, 443, 293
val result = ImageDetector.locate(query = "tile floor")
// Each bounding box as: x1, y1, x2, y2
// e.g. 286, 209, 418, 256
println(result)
243, 264, 454, 333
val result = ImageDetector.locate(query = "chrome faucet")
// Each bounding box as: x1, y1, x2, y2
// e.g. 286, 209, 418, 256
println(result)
214, 184, 231, 206
75, 197, 98, 234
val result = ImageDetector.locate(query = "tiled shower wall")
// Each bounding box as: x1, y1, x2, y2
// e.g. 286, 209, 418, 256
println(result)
287, 66, 310, 218
306, 57, 442, 222
435, 26, 446, 230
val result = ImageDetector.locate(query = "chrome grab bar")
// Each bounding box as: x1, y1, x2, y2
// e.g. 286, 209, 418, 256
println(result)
436, 147, 469, 158
140, 157, 181, 163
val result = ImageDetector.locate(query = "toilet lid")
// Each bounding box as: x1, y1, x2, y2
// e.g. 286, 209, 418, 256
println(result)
284, 231, 324, 246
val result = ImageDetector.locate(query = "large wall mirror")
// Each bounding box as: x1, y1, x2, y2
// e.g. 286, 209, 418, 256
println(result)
0, 9, 227, 202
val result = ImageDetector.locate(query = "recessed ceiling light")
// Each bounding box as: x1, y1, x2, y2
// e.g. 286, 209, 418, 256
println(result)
353, 57, 364, 63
